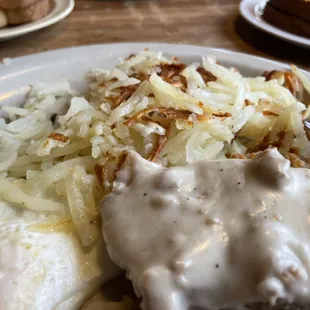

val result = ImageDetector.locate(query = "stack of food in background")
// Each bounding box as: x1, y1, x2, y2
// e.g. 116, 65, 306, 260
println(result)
263, 0, 310, 38
0, 0, 52, 28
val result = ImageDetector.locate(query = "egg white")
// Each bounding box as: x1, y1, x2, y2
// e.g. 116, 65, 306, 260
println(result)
0, 201, 120, 310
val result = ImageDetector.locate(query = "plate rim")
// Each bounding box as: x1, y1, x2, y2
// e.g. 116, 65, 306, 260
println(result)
1, 42, 308, 74
239, 0, 310, 48
0, 42, 309, 112
0, 0, 75, 40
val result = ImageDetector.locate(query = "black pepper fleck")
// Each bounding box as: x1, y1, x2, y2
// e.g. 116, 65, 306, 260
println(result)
143, 193, 148, 196
220, 169, 224, 172
169, 186, 172, 188
238, 182, 241, 185
215, 264, 219, 268
186, 198, 190, 200
194, 188, 197, 191
256, 245, 260, 248
264, 216, 267, 219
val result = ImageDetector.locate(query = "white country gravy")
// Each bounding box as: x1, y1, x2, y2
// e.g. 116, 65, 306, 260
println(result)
101, 149, 310, 310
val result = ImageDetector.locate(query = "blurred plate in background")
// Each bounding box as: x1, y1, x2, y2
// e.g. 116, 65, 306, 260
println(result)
240, 0, 310, 48
0, 0, 74, 41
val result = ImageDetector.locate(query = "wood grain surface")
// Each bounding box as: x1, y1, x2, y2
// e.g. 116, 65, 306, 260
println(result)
0, 0, 309, 70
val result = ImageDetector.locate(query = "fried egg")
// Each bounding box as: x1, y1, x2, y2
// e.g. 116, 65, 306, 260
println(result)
0, 201, 120, 310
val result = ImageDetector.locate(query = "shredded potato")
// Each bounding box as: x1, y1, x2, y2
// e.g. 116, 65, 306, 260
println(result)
26, 156, 95, 195
0, 178, 64, 211
65, 167, 99, 246
0, 49, 310, 246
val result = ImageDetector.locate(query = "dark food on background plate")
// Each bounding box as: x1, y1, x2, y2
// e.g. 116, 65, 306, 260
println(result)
263, 0, 310, 38
0, 0, 52, 28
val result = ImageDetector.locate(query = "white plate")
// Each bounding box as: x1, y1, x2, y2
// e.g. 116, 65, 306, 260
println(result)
0, 42, 309, 114
240, 0, 310, 48
0, 0, 74, 41
0, 42, 309, 307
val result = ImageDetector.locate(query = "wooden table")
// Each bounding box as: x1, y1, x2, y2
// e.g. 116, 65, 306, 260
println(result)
0, 0, 309, 70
